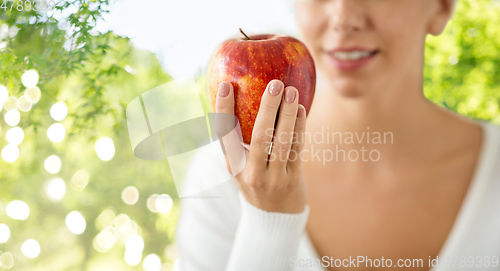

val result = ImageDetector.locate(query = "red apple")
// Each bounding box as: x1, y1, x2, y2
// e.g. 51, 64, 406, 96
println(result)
208, 29, 316, 144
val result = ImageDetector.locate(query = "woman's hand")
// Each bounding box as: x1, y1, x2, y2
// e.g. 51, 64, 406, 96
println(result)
216, 80, 307, 214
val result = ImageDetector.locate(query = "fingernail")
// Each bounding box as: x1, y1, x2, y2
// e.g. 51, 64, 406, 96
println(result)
268, 80, 283, 96
297, 106, 305, 118
285, 88, 296, 103
219, 82, 230, 97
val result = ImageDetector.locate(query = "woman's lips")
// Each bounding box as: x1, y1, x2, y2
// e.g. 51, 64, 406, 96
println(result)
326, 48, 378, 71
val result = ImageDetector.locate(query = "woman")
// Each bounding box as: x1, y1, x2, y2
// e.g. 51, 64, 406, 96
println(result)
176, 0, 500, 270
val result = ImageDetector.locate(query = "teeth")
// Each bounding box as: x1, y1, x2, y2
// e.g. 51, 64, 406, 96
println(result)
333, 51, 372, 60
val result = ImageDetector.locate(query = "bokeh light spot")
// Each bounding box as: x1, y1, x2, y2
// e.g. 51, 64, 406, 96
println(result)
44, 155, 62, 174
143, 254, 162, 271
6, 200, 29, 220
21, 69, 39, 88
120, 220, 141, 244
0, 252, 14, 269
46, 178, 66, 201
124, 65, 136, 74
65, 211, 86, 235
147, 194, 159, 213
0, 224, 10, 243
125, 234, 144, 252
122, 186, 139, 205
114, 214, 131, 233
8, 26, 19, 38
124, 249, 142, 266
50, 101, 68, 121
94, 137, 115, 161
467, 28, 478, 37
21, 239, 40, 258
155, 194, 173, 214
6, 127, 24, 145
4, 110, 20, 126
96, 208, 116, 230
93, 226, 118, 253
3, 97, 17, 111
1, 144, 19, 163
448, 55, 459, 65
47, 123, 66, 143
17, 95, 32, 112
25, 86, 41, 104
70, 170, 89, 191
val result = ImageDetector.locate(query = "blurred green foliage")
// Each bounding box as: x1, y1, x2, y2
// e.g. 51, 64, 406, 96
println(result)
0, 0, 499, 270
1, 1, 181, 270
424, 0, 500, 123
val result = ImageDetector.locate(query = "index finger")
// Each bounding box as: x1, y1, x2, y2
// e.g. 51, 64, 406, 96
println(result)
215, 81, 247, 177
248, 80, 285, 169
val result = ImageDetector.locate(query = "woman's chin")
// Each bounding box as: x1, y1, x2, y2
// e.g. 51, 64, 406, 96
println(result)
331, 79, 370, 98
319, 66, 375, 98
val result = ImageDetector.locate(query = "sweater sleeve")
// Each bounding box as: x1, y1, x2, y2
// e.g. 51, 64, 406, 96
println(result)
176, 148, 310, 271
225, 192, 310, 271
176, 188, 310, 271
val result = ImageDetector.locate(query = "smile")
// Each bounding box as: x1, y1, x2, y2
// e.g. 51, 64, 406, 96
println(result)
326, 48, 379, 71
332, 50, 377, 61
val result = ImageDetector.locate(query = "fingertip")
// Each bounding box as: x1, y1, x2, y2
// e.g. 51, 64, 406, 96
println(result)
284, 86, 299, 104
216, 81, 235, 114
227, 81, 234, 91
297, 104, 306, 118
218, 81, 232, 98
268, 80, 284, 96
269, 79, 284, 86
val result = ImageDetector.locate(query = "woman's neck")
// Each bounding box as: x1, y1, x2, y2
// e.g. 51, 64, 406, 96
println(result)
305, 72, 480, 167
309, 71, 427, 131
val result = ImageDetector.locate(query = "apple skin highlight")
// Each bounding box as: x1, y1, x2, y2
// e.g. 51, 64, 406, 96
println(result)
208, 34, 316, 144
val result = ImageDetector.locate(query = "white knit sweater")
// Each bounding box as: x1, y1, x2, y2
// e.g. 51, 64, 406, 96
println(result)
175, 122, 500, 271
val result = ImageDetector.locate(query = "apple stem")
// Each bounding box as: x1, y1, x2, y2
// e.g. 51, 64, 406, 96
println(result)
239, 28, 251, 40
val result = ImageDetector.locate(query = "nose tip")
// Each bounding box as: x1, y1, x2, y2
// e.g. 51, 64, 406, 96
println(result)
328, 1, 366, 33
331, 15, 363, 32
